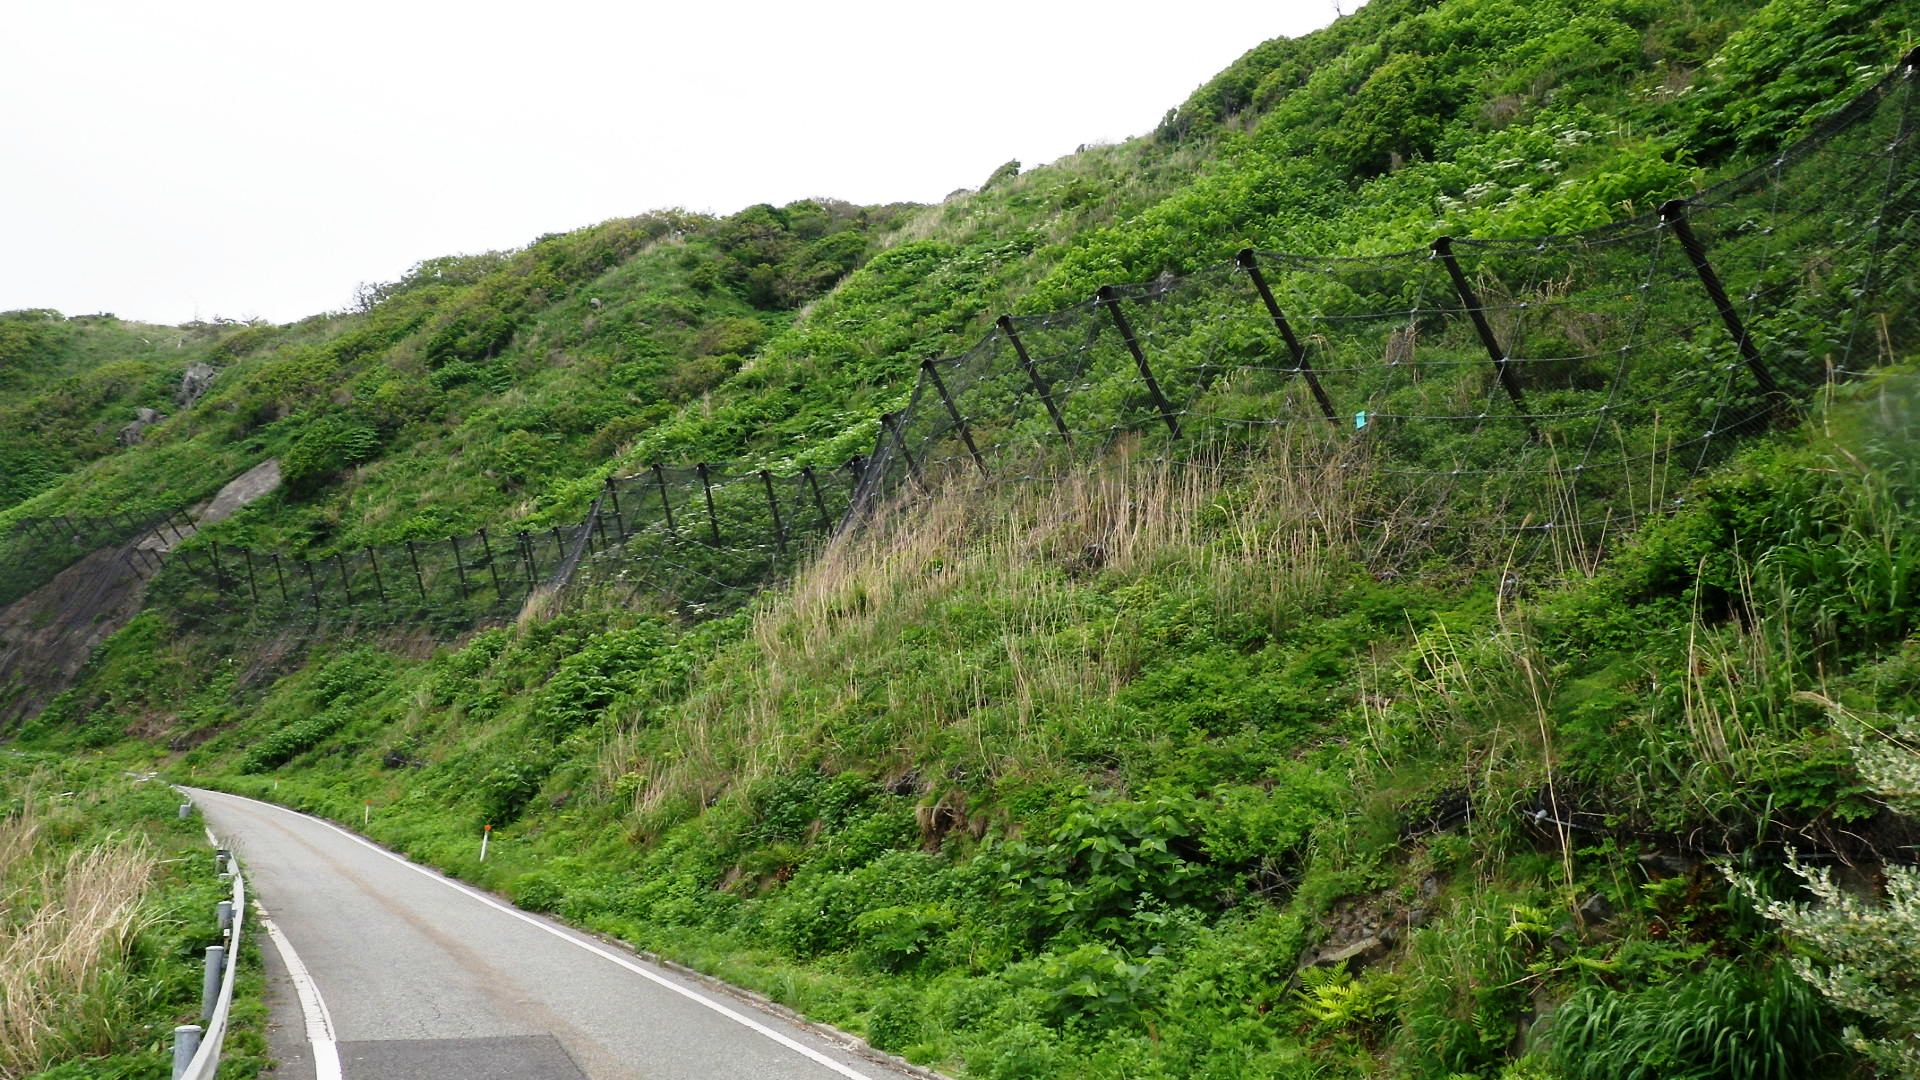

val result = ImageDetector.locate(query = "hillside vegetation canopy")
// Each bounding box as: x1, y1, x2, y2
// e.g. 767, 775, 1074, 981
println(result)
5, 0, 1920, 1077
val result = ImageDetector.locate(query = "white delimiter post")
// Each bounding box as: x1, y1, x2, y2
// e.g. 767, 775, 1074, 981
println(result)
480, 823, 492, 862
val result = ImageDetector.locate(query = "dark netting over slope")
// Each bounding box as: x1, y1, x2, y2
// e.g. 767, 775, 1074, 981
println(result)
1, 510, 181, 608
54, 52, 1920, 634
842, 54, 1920, 570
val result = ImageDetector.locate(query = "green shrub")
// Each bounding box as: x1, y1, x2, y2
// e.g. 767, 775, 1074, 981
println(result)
985, 789, 1223, 948
510, 870, 567, 912
476, 753, 552, 825
1321, 52, 1463, 178
1016, 942, 1153, 1028
281, 414, 381, 496
1729, 709, 1920, 1076
852, 903, 956, 972
529, 623, 673, 738
863, 986, 926, 1052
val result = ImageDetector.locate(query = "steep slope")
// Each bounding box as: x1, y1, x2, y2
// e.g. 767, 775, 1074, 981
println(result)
7, 1, 1920, 1078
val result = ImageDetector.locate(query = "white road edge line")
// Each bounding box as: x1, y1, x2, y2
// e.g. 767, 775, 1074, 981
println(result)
197, 789, 881, 1080
193, 801, 343, 1080
259, 909, 344, 1080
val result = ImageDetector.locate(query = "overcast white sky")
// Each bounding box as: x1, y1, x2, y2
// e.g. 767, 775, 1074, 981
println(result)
1, 2, 1355, 325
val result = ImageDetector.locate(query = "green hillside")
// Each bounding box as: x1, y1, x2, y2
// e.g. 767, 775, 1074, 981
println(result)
6, 0, 1920, 1076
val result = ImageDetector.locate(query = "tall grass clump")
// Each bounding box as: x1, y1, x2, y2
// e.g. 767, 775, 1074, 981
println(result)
618, 429, 1366, 822
0, 758, 268, 1079
1545, 962, 1843, 1080
0, 778, 157, 1078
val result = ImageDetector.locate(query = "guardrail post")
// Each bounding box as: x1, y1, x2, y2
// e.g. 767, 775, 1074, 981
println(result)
759, 470, 788, 555
172, 1025, 202, 1080
333, 553, 353, 605
208, 541, 231, 593
1658, 199, 1785, 402
201, 946, 226, 1021
696, 464, 722, 545
217, 900, 234, 935
1431, 236, 1540, 441
921, 358, 990, 477
1237, 249, 1339, 423
1096, 286, 1182, 437
179, 802, 191, 820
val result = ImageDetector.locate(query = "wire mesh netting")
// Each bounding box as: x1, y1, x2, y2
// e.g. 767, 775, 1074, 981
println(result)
845, 55, 1920, 570
1, 510, 181, 608
13, 54, 1919, 638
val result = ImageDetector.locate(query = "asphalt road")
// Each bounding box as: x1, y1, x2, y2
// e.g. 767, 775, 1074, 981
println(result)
187, 788, 926, 1080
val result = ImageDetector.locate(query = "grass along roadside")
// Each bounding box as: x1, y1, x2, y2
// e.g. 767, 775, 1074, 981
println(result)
164, 370, 1920, 1077
0, 752, 267, 1080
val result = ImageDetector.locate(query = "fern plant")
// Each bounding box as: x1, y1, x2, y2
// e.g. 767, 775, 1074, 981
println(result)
1298, 965, 1398, 1033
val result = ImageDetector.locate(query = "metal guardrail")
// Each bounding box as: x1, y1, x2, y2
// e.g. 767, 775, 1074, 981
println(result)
172, 805, 245, 1080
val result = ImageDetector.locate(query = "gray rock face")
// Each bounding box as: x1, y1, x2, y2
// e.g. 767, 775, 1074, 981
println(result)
1304, 935, 1389, 972
1578, 892, 1614, 925
118, 406, 166, 446
177, 362, 217, 407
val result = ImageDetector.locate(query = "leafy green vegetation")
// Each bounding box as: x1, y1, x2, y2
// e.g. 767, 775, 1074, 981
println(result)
6, 0, 1920, 1077
0, 754, 267, 1080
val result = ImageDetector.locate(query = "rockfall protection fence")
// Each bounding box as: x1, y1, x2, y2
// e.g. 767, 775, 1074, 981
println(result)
0, 509, 182, 608
14, 51, 1920, 635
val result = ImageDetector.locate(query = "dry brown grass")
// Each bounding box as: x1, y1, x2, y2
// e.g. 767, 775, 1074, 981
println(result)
0, 783, 157, 1079
604, 429, 1368, 823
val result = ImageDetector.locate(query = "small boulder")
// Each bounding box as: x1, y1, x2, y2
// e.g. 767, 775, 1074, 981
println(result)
176, 362, 216, 407
1305, 935, 1390, 972
1578, 892, 1614, 925
118, 407, 166, 446
1638, 852, 1699, 877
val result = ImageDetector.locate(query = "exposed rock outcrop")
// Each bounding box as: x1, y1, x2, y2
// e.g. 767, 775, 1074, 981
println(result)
176, 362, 216, 407
118, 406, 165, 446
